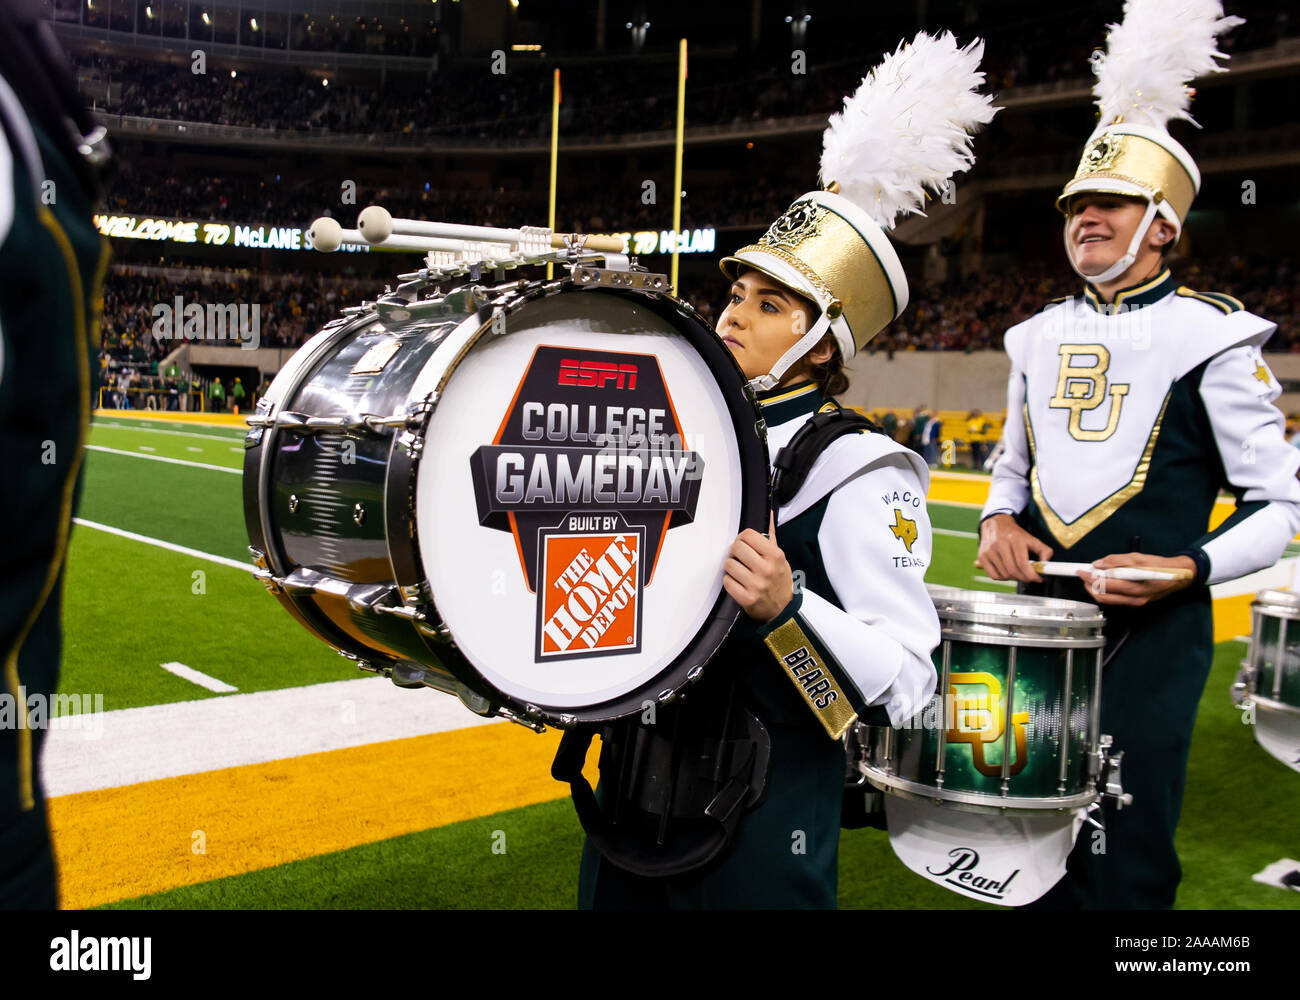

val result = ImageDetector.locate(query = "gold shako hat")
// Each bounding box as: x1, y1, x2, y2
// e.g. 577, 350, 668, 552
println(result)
1057, 0, 1242, 243
719, 189, 908, 367
718, 32, 997, 390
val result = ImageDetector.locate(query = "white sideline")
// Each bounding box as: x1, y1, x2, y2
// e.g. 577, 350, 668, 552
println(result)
41, 676, 499, 797
84, 444, 240, 475
72, 518, 253, 573
161, 660, 238, 694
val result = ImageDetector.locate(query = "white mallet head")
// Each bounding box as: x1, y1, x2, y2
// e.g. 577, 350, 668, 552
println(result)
357, 205, 393, 244
309, 217, 343, 252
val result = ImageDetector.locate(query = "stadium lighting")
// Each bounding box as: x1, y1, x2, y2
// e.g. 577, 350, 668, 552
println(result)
230, 70, 237, 78
322, 78, 329, 87
202, 11, 210, 25
145, 5, 153, 18
510, 0, 519, 7
250, 18, 258, 31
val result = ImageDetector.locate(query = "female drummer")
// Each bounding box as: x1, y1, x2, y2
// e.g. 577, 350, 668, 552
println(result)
576, 31, 999, 908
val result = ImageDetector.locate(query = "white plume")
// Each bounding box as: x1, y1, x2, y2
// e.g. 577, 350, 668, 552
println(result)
819, 31, 998, 230
1091, 0, 1242, 133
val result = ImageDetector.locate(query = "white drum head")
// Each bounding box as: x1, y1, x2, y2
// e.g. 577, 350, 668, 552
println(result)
416, 291, 749, 713
884, 795, 1087, 907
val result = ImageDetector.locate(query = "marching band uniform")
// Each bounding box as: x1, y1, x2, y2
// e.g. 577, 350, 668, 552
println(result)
567, 32, 997, 909
982, 2, 1300, 908
0, 0, 110, 907
579, 381, 940, 908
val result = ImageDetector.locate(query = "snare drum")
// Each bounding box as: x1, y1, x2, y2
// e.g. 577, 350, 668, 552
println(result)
243, 271, 769, 730
1233, 589, 1300, 772
859, 585, 1111, 813
855, 586, 1126, 905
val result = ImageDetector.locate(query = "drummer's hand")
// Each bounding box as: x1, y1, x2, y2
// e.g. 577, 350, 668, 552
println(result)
1079, 553, 1198, 607
977, 513, 1053, 583
723, 513, 794, 622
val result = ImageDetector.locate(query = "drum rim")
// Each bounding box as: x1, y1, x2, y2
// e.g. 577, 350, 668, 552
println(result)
860, 768, 1098, 813
925, 583, 1106, 634
1253, 589, 1300, 617
400, 280, 772, 725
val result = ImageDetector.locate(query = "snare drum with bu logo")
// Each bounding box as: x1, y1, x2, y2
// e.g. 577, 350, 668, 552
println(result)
860, 586, 1112, 811
852, 586, 1130, 906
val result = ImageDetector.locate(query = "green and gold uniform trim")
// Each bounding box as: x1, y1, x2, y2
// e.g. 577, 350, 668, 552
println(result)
2, 210, 110, 810
1082, 269, 1174, 314
1024, 390, 1172, 549
757, 593, 861, 740
1175, 286, 1243, 315
756, 380, 825, 426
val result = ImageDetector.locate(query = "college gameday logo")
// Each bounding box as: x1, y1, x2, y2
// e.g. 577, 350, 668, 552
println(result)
469, 345, 703, 662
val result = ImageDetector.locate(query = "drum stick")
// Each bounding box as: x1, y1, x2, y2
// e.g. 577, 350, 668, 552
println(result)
356, 205, 627, 254
971, 560, 1195, 581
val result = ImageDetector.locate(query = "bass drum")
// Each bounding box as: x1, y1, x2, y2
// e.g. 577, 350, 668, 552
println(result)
243, 275, 770, 729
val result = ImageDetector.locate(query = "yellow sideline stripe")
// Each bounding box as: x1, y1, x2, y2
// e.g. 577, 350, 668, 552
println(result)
49, 723, 598, 909
1212, 594, 1253, 645
91, 408, 248, 427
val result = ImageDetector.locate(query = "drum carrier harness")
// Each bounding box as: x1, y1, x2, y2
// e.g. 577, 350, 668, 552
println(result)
552, 400, 886, 876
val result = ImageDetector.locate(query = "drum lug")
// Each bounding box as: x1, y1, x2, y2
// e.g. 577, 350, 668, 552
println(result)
416, 620, 455, 644
396, 430, 424, 459
497, 707, 547, 733
248, 547, 269, 571
1096, 734, 1133, 810
1230, 662, 1254, 707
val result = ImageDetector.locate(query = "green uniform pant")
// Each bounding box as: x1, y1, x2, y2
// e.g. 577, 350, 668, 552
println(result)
578, 721, 844, 909
1026, 593, 1213, 909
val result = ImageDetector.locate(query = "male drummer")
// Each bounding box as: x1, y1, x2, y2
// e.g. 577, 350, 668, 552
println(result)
977, 22, 1300, 905
575, 194, 945, 908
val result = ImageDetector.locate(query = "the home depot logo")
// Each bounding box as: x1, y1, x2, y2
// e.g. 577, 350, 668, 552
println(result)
538, 517, 643, 659
469, 345, 702, 663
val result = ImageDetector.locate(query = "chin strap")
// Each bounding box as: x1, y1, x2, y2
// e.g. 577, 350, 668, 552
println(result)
746, 312, 834, 393
1066, 197, 1162, 287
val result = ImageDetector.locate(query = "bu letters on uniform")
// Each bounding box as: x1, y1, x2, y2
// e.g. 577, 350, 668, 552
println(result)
1047, 344, 1130, 441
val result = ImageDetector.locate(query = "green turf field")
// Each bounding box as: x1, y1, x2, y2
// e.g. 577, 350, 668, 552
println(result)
57, 415, 1300, 909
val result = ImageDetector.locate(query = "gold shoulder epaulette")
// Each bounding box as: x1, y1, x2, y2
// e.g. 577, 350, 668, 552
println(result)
1175, 286, 1243, 314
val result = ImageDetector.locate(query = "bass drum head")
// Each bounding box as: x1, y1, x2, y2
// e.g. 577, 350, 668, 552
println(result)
415, 288, 767, 722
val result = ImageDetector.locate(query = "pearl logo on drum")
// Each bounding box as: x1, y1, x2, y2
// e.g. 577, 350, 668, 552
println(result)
470, 344, 705, 663
924, 847, 1020, 901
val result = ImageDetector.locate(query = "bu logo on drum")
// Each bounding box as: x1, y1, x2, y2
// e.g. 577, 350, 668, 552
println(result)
946, 672, 1029, 776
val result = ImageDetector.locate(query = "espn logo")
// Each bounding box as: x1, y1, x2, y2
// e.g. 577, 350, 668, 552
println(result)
558, 359, 638, 390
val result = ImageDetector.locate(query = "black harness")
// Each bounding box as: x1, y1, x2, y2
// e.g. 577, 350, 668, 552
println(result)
553, 398, 890, 875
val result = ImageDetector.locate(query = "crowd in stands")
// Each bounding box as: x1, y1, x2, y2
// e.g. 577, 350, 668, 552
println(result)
99, 158, 798, 237
871, 255, 1300, 354
70, 2, 1295, 143
95, 252, 1298, 370
99, 266, 387, 371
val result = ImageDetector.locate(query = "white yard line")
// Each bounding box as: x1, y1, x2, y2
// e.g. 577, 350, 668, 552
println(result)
72, 518, 253, 573
40, 676, 500, 796
186, 446, 203, 453
93, 420, 246, 442
160, 661, 238, 694
85, 444, 240, 475
973, 576, 1017, 588
934, 527, 978, 539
